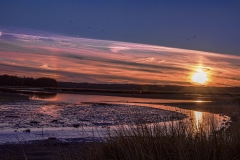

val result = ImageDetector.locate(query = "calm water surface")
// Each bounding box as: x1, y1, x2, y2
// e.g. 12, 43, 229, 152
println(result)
31, 93, 211, 103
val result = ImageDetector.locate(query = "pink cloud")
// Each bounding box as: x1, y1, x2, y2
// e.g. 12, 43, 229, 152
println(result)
0, 30, 240, 86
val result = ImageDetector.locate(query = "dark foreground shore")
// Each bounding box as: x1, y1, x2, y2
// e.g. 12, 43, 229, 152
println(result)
0, 140, 102, 160
1, 103, 239, 160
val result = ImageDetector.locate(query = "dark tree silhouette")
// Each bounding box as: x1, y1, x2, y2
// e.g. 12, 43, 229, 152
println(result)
35, 77, 58, 87
0, 75, 58, 87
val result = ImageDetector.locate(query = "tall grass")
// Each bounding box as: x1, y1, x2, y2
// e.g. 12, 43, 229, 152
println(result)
93, 118, 240, 160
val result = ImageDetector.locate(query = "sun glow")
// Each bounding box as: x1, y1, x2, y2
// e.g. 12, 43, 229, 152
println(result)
192, 68, 208, 84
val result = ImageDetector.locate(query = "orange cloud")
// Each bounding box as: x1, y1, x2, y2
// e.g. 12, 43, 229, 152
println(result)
0, 30, 240, 86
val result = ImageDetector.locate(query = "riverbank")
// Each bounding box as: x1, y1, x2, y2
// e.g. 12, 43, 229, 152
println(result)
1, 86, 240, 101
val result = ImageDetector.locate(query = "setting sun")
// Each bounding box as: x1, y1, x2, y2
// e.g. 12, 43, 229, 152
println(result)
192, 68, 208, 84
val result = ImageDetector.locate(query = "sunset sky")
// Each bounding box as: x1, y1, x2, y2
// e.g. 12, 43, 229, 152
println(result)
0, 1, 240, 86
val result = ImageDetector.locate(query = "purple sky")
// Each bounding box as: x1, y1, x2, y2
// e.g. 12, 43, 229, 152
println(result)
1, 1, 240, 55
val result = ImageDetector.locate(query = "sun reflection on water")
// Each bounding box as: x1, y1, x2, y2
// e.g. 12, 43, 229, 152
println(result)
194, 111, 203, 128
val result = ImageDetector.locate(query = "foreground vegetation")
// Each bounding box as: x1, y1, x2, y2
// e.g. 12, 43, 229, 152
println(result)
93, 117, 240, 160
1, 110, 240, 160
2, 117, 240, 160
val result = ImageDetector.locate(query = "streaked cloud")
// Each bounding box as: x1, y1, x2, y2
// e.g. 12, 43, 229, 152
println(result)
134, 57, 156, 63
109, 46, 130, 53
40, 64, 49, 69
0, 29, 240, 86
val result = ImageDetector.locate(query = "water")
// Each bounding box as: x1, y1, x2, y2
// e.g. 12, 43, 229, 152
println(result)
30, 93, 211, 103
0, 93, 231, 144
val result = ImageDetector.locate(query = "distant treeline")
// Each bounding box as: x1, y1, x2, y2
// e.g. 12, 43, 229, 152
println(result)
58, 82, 240, 93
0, 75, 58, 87
58, 82, 186, 91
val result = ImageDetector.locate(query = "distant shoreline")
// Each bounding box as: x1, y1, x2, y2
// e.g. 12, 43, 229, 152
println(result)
1, 86, 240, 102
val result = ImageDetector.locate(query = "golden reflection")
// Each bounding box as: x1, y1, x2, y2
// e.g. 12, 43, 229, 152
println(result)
194, 111, 203, 128
192, 68, 208, 84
